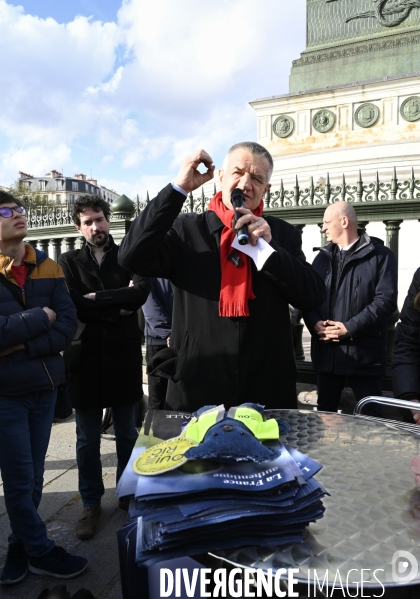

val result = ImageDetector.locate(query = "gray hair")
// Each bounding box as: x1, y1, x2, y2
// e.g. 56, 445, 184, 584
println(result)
222, 142, 274, 183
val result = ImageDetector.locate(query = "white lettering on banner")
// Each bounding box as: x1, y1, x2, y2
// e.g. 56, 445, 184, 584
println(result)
159, 566, 388, 597
255, 568, 273, 596
243, 569, 255, 597
228, 568, 243, 597
274, 568, 287, 597
160, 569, 173, 597
212, 568, 226, 597
307, 568, 386, 597
183, 568, 198, 597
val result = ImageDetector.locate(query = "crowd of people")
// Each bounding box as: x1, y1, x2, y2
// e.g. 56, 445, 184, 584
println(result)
0, 140, 419, 586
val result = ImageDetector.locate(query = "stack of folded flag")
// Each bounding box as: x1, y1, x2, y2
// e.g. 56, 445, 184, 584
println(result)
117, 404, 328, 567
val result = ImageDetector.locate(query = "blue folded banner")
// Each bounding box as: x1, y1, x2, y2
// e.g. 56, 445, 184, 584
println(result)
117, 408, 328, 573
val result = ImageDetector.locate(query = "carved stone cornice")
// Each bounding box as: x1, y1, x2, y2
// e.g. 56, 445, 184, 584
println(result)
293, 31, 420, 67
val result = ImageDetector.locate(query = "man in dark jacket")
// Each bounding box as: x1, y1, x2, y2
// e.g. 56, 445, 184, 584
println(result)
58, 195, 149, 540
119, 143, 325, 412
142, 277, 173, 409
304, 201, 398, 415
0, 191, 87, 585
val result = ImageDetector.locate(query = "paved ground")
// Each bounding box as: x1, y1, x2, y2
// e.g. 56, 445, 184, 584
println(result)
0, 413, 127, 599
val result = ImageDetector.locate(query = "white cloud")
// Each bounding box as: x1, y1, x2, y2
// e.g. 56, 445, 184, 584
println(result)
0, 0, 306, 195
1, 143, 73, 184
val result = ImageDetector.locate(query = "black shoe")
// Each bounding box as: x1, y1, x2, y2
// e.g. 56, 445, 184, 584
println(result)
0, 542, 28, 585
28, 546, 87, 579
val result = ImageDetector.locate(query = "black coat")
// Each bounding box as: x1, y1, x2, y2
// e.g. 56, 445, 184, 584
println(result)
304, 234, 398, 376
119, 184, 326, 412
392, 268, 420, 400
58, 237, 150, 409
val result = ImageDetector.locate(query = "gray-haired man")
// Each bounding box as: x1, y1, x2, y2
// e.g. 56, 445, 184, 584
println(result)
119, 143, 325, 413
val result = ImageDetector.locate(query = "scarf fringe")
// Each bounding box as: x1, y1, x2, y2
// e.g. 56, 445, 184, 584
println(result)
219, 300, 250, 318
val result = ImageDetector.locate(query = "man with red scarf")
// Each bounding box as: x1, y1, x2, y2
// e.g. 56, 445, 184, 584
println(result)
119, 143, 325, 412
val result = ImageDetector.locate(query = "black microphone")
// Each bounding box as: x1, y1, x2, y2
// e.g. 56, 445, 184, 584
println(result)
231, 188, 249, 245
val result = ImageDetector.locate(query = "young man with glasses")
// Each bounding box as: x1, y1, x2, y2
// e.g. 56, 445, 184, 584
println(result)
0, 191, 87, 585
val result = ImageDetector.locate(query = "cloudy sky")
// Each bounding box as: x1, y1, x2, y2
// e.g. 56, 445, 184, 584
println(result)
0, 0, 306, 199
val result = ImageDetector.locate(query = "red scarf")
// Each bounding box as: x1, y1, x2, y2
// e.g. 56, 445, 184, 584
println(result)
208, 191, 263, 317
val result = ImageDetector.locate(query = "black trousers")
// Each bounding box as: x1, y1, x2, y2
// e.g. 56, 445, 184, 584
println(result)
146, 344, 169, 410
316, 372, 383, 417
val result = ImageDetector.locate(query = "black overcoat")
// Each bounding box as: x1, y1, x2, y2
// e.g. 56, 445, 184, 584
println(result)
58, 237, 150, 409
119, 184, 326, 412
304, 235, 398, 376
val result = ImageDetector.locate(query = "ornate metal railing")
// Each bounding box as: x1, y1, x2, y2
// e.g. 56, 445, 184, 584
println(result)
23, 167, 420, 228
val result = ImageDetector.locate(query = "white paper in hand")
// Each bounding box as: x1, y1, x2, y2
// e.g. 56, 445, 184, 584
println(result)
231, 236, 276, 270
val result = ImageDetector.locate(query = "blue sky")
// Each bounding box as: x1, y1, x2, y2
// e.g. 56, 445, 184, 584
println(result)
0, 0, 306, 199
8, 0, 122, 23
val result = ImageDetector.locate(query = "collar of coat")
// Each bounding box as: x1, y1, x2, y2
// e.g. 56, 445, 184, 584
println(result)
205, 209, 225, 235
313, 232, 378, 260
0, 242, 42, 278
75, 234, 117, 266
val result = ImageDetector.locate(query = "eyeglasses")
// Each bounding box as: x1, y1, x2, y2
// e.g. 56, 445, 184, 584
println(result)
0, 206, 26, 218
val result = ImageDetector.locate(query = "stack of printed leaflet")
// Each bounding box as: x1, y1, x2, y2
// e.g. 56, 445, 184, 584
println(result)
117, 404, 327, 568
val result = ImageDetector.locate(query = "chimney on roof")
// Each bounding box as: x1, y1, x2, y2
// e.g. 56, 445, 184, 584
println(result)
87, 178, 97, 186
74, 173, 86, 180
19, 171, 33, 179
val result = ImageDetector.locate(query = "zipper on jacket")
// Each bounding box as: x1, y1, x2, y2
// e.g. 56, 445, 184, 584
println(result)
41, 359, 55, 389
352, 278, 359, 316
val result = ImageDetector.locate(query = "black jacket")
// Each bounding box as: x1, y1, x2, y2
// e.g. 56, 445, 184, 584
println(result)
304, 234, 398, 376
118, 184, 326, 412
58, 236, 150, 409
392, 268, 420, 399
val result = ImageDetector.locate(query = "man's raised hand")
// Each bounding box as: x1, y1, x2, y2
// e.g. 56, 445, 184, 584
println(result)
173, 149, 215, 194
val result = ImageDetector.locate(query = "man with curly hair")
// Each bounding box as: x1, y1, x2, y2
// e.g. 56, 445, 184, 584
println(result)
59, 195, 149, 540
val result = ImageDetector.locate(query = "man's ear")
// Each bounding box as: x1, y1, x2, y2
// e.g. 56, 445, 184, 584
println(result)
218, 169, 224, 184
74, 223, 81, 233
262, 183, 271, 200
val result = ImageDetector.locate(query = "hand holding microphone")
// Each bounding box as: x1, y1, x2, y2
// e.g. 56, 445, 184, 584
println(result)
231, 188, 249, 245
231, 188, 272, 246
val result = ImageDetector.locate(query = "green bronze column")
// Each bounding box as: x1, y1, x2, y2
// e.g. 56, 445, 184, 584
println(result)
40, 239, 50, 255
318, 224, 326, 247
52, 238, 63, 263
64, 237, 76, 252
384, 220, 403, 265
383, 220, 402, 363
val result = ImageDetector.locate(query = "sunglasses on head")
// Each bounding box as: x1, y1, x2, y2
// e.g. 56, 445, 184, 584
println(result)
0, 206, 26, 218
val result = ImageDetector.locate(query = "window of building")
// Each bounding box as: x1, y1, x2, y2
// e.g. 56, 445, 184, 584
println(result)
72, 181, 79, 191
69, 194, 75, 204
56, 179, 64, 190
56, 194, 61, 203
39, 180, 47, 191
